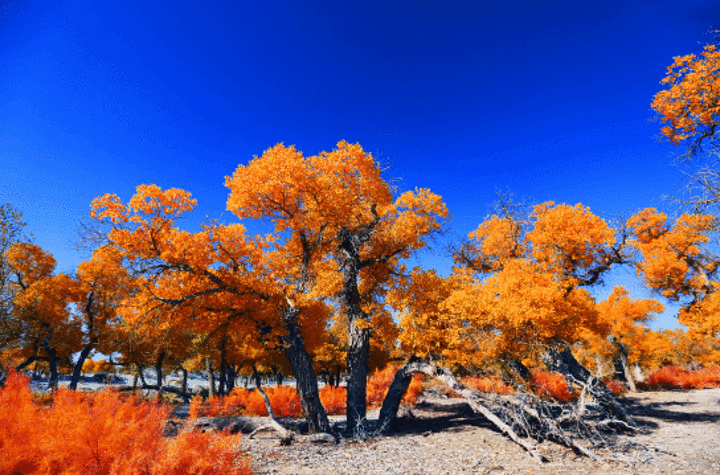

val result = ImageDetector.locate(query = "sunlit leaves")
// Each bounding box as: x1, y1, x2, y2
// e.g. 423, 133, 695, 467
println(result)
651, 43, 720, 154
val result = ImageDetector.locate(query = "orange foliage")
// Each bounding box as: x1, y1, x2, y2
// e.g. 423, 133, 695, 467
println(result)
190, 366, 423, 419
651, 43, 720, 152
0, 370, 251, 475
603, 379, 628, 397
190, 386, 302, 419
461, 376, 515, 395
530, 369, 578, 402
642, 365, 720, 390
319, 385, 347, 415
366, 366, 424, 408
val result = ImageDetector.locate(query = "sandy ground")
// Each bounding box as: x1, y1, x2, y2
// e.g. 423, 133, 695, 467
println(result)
238, 389, 720, 474
26, 373, 720, 474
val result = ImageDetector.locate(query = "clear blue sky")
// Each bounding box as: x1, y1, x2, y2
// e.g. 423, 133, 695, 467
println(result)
2, 0, 718, 329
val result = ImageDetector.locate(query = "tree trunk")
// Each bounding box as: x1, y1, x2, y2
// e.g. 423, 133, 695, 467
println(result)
542, 342, 636, 427
137, 363, 148, 386
206, 357, 216, 398
155, 351, 166, 397
338, 231, 370, 434
69, 343, 94, 390
39, 332, 59, 390
219, 339, 228, 396
609, 336, 636, 393
252, 365, 262, 390
181, 368, 188, 394
280, 305, 331, 434
377, 355, 424, 432
506, 359, 532, 381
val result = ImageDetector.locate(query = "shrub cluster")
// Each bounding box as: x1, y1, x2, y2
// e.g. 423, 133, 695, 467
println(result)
0, 371, 252, 475
189, 366, 424, 419
640, 365, 720, 390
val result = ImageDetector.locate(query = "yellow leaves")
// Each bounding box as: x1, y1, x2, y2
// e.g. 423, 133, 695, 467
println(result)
628, 208, 716, 300
652, 43, 720, 151
528, 202, 615, 274
6, 243, 56, 283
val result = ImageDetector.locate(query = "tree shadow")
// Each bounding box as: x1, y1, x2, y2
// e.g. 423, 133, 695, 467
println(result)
388, 400, 497, 436
624, 398, 720, 428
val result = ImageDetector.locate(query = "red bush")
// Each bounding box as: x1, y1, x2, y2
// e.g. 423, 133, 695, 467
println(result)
642, 365, 720, 390
462, 376, 515, 395
0, 370, 252, 475
530, 369, 577, 402
603, 379, 628, 396
319, 385, 346, 415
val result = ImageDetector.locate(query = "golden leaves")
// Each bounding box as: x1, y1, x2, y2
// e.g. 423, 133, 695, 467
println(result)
652, 43, 720, 150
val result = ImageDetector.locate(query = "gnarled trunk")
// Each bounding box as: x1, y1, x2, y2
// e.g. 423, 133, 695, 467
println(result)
281, 305, 331, 434
542, 341, 635, 427
338, 230, 371, 434
69, 343, 94, 390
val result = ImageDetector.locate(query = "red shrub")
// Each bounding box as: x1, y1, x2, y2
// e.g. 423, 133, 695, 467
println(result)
643, 365, 720, 390
531, 369, 578, 402
462, 376, 515, 395
603, 379, 628, 396
319, 385, 346, 415
0, 370, 252, 475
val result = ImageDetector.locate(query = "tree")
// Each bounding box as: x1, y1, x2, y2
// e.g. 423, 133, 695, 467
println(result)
585, 286, 664, 390
627, 208, 720, 336
4, 243, 83, 389
225, 140, 448, 433
0, 203, 27, 380
90, 183, 333, 433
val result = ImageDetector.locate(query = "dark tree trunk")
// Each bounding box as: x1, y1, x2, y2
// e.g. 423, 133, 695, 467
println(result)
218, 339, 228, 395
506, 359, 532, 381
377, 355, 424, 433
206, 357, 216, 398
181, 368, 188, 394
338, 229, 371, 434
335, 365, 342, 388
252, 364, 262, 390
70, 292, 97, 390
69, 343, 94, 390
609, 336, 636, 392
542, 342, 635, 426
39, 331, 59, 390
15, 355, 40, 372
280, 305, 331, 434
137, 363, 148, 387
155, 351, 166, 397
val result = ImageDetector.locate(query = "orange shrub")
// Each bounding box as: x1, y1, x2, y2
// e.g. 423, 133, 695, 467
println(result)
366, 366, 424, 408
403, 374, 425, 405
530, 369, 577, 402
603, 379, 628, 396
462, 376, 515, 395
642, 365, 720, 390
191, 387, 302, 419
319, 385, 347, 415
0, 370, 252, 475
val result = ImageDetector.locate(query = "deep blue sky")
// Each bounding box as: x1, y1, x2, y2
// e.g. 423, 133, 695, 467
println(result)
2, 0, 719, 329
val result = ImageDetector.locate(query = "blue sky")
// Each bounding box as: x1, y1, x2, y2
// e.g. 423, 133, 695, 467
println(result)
2, 0, 719, 330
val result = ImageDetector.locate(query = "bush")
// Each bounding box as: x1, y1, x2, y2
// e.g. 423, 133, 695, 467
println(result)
641, 365, 720, 390
462, 376, 515, 395
319, 385, 346, 415
189, 366, 424, 419
603, 379, 628, 396
367, 366, 424, 408
530, 369, 578, 402
0, 370, 252, 475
